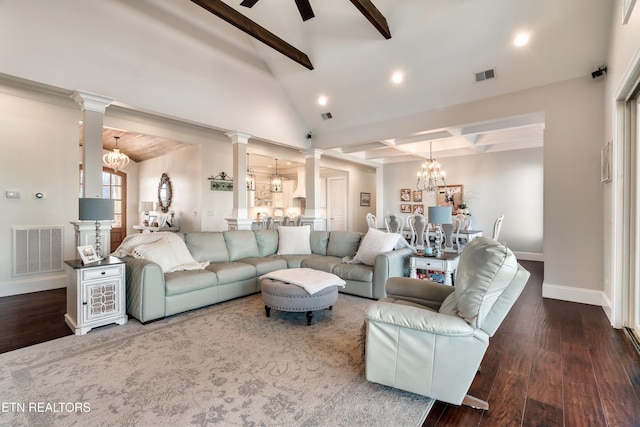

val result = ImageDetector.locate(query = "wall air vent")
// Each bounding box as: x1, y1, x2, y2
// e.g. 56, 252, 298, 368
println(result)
321, 112, 333, 120
474, 68, 496, 82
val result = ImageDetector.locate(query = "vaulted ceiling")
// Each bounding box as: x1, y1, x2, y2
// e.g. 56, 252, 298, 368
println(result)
104, 0, 612, 165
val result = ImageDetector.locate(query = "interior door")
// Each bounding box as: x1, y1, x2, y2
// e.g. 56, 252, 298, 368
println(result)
633, 95, 640, 338
327, 176, 347, 231
104, 168, 127, 252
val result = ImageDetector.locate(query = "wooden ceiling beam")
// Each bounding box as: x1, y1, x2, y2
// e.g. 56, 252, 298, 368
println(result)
190, 0, 314, 70
349, 0, 391, 39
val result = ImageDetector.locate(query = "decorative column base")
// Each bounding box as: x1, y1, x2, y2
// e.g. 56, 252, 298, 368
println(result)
70, 220, 114, 259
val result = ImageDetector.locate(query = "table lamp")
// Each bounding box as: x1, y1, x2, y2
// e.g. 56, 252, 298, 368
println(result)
79, 198, 115, 260
428, 206, 452, 257
139, 201, 155, 226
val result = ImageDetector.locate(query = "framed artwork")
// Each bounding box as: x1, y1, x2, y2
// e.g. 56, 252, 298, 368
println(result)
623, 0, 637, 24
77, 245, 99, 264
148, 215, 158, 226
400, 203, 412, 213
413, 190, 422, 203
601, 141, 612, 183
436, 185, 463, 211
360, 192, 371, 207
412, 204, 424, 215
400, 188, 411, 202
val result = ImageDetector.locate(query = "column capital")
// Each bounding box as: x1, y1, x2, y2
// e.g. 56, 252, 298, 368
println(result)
225, 131, 252, 144
71, 90, 114, 113
301, 148, 323, 159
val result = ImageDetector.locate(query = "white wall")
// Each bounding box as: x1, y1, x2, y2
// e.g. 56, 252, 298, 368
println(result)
383, 148, 544, 255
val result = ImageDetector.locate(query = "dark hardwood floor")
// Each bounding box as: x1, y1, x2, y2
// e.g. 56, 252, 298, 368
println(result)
1, 261, 639, 426
424, 261, 640, 427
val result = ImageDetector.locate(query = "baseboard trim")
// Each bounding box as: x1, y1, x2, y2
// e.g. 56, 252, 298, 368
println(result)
513, 251, 543, 262
0, 274, 66, 297
542, 281, 607, 307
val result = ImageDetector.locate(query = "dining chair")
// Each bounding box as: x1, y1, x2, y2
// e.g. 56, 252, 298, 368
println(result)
407, 213, 428, 249
366, 213, 377, 229
443, 216, 463, 253
384, 214, 403, 234
265, 216, 275, 230
492, 215, 505, 240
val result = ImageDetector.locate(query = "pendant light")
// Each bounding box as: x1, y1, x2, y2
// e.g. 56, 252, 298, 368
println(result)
103, 136, 130, 173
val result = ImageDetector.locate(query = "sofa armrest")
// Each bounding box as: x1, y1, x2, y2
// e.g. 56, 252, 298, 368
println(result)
372, 247, 413, 299
365, 301, 474, 337
121, 256, 166, 323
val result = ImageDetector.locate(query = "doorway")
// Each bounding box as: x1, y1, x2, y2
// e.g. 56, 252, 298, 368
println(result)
79, 167, 127, 251
327, 176, 347, 231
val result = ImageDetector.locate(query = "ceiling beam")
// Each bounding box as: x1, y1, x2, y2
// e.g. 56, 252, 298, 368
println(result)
190, 0, 314, 70
349, 0, 391, 39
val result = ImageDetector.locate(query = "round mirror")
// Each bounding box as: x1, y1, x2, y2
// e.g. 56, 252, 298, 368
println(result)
157, 173, 173, 213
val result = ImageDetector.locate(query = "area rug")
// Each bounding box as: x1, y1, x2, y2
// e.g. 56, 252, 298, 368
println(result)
0, 293, 433, 426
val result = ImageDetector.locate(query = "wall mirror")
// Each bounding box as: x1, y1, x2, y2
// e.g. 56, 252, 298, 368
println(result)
157, 173, 173, 213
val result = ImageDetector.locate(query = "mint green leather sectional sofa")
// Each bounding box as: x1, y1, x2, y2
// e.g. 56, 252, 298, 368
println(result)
122, 229, 413, 323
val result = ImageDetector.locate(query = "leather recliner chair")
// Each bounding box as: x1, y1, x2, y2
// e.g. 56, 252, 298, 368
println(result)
364, 237, 530, 410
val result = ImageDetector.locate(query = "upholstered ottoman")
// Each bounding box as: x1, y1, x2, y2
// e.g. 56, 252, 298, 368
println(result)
260, 268, 344, 325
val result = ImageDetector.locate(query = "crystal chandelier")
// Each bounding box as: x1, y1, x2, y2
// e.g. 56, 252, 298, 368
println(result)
103, 136, 130, 173
416, 141, 446, 192
246, 153, 256, 191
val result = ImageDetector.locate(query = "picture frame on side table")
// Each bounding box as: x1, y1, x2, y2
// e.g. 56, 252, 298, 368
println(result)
77, 245, 99, 265
360, 192, 371, 207
601, 141, 612, 183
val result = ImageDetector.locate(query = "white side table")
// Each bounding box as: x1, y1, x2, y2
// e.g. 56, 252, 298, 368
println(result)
409, 253, 460, 286
64, 256, 127, 335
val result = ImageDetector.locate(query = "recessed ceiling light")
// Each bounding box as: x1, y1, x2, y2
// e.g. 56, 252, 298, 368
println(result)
514, 33, 529, 47
318, 96, 328, 106
391, 71, 404, 84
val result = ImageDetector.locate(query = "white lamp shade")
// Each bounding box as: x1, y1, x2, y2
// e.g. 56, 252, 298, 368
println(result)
139, 201, 155, 212
79, 198, 114, 221
428, 206, 453, 224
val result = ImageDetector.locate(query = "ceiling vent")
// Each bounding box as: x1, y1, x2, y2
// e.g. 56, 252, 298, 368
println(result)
474, 68, 496, 82
321, 112, 333, 120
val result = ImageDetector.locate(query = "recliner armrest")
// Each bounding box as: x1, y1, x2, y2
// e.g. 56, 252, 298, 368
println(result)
365, 301, 474, 337
385, 277, 454, 310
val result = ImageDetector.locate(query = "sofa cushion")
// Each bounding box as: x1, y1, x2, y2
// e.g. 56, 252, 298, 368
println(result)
185, 232, 229, 263
241, 256, 288, 276
301, 256, 343, 273
206, 261, 256, 284
332, 263, 374, 282
326, 231, 363, 258
275, 254, 319, 268
223, 230, 260, 261
277, 225, 312, 255
310, 231, 330, 255
164, 270, 218, 296
353, 228, 401, 266
255, 230, 279, 256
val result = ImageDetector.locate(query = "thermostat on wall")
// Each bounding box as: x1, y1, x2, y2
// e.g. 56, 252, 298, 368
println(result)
6, 191, 20, 199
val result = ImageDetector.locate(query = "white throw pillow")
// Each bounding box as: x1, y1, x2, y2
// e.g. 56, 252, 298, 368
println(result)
353, 228, 401, 266
132, 239, 181, 273
277, 225, 312, 255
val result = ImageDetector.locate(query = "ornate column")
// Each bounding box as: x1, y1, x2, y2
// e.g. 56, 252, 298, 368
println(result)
225, 131, 253, 230
71, 91, 114, 256
300, 149, 326, 230
71, 91, 113, 198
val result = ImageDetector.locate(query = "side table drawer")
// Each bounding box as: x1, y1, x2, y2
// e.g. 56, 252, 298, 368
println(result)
82, 265, 123, 281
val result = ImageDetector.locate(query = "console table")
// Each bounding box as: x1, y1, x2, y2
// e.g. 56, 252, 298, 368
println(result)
409, 253, 460, 286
